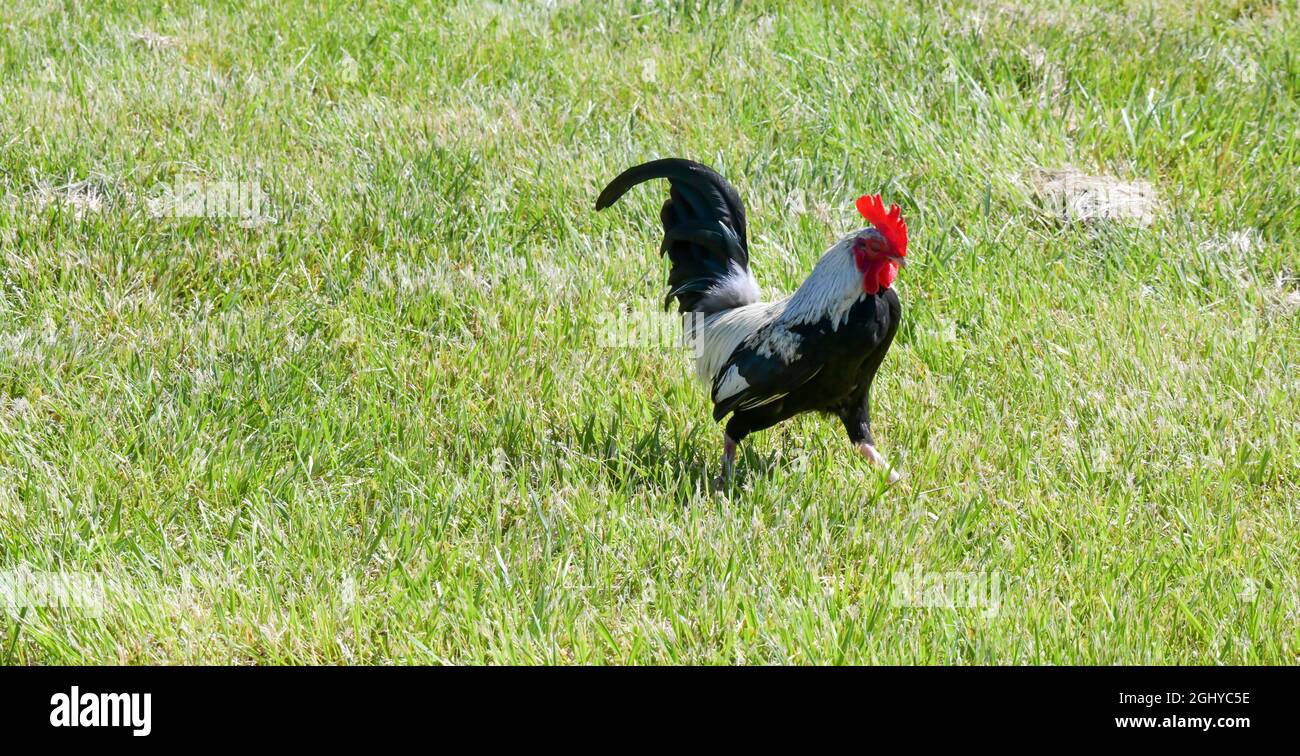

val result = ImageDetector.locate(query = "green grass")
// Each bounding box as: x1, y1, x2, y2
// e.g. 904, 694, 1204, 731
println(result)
1, 0, 1297, 664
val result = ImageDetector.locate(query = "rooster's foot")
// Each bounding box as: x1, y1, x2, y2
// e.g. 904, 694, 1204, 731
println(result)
856, 442, 902, 484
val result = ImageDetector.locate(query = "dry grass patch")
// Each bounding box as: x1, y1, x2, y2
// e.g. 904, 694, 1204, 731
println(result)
1031, 167, 1161, 226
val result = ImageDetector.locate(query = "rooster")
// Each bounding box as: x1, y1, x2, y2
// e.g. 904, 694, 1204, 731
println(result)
596, 158, 908, 483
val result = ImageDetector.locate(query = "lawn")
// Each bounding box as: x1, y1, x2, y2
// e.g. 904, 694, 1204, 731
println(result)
1, 0, 1297, 664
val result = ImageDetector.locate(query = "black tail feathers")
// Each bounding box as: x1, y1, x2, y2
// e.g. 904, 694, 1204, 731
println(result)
597, 159, 758, 313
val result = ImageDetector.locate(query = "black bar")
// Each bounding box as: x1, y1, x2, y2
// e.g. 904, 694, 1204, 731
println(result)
0, 666, 1289, 743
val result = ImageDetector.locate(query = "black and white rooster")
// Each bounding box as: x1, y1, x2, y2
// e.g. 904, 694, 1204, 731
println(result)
597, 158, 908, 482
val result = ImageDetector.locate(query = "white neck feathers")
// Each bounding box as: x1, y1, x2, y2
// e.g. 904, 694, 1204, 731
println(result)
779, 237, 864, 330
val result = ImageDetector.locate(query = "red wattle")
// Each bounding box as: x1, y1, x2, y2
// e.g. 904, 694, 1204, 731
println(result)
878, 261, 898, 290
863, 260, 897, 295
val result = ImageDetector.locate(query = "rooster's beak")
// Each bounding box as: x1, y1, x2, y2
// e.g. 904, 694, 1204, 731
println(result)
890, 256, 907, 269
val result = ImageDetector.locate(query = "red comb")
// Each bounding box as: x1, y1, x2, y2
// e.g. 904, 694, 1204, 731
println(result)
855, 194, 908, 257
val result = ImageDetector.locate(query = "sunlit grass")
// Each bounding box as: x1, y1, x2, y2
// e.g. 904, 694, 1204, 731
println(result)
0, 0, 1297, 663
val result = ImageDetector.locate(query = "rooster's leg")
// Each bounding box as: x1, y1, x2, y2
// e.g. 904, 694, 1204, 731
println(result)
842, 403, 902, 484
718, 433, 738, 482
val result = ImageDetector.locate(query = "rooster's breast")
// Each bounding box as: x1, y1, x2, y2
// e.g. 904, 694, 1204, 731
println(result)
780, 289, 900, 406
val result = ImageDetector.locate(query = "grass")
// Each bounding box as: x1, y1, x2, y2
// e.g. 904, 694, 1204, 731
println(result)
0, 0, 1297, 664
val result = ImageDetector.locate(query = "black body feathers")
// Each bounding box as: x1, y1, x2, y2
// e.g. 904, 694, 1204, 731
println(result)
718, 290, 901, 445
